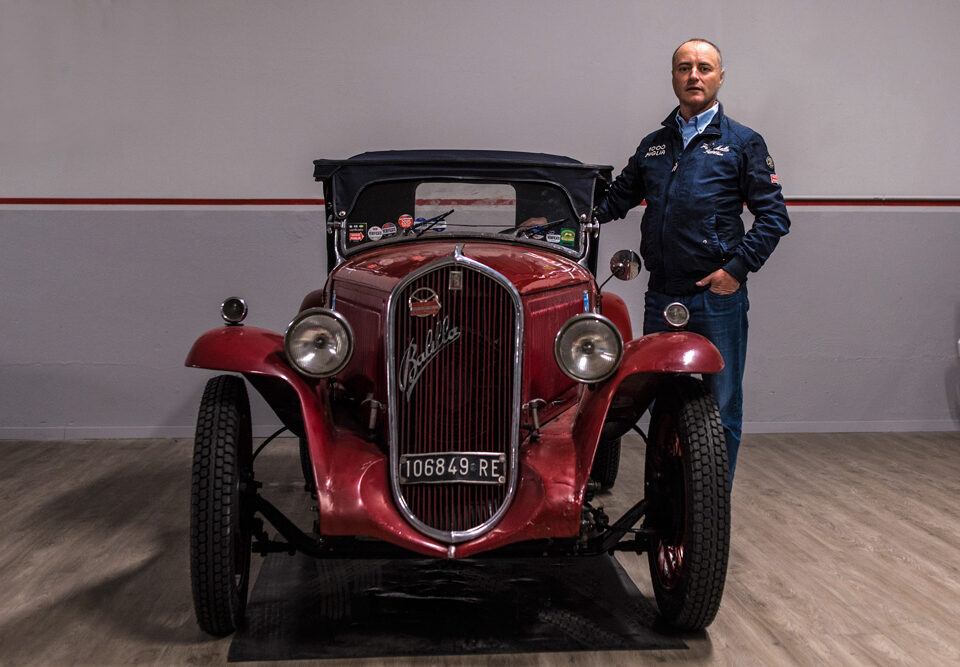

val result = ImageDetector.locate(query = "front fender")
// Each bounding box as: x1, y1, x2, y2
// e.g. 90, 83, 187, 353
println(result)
185, 326, 335, 474
572, 331, 723, 488
617, 330, 723, 376
601, 292, 633, 341
185, 325, 287, 376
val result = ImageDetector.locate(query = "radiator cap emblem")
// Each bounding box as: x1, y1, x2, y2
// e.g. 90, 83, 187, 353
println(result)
409, 287, 442, 318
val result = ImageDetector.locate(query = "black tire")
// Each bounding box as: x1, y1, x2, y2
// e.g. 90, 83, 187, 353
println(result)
590, 437, 621, 490
645, 376, 730, 631
190, 375, 253, 636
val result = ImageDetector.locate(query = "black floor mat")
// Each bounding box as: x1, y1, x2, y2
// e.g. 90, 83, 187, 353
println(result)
228, 550, 686, 661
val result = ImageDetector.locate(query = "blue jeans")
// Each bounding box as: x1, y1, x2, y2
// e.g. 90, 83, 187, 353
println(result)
643, 287, 749, 484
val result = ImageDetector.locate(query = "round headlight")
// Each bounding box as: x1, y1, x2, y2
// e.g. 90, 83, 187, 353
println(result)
220, 297, 247, 324
554, 313, 623, 383
284, 308, 354, 378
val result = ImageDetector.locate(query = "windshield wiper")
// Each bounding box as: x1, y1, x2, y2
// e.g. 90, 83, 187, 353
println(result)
414, 209, 455, 237
514, 217, 568, 237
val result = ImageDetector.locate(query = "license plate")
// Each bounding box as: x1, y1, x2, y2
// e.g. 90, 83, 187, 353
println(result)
399, 452, 506, 485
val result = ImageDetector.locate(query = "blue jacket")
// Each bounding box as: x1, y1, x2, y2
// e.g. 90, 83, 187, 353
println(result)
597, 104, 790, 295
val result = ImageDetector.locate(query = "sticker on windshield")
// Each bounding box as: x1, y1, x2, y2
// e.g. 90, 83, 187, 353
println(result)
546, 232, 561, 244
382, 222, 397, 237
347, 223, 366, 243
560, 229, 576, 246
399, 214, 414, 229
368, 226, 384, 241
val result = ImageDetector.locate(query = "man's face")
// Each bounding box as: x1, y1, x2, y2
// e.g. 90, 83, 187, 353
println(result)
672, 41, 724, 118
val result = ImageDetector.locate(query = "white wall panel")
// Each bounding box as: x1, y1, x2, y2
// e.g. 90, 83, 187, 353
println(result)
2, 0, 959, 197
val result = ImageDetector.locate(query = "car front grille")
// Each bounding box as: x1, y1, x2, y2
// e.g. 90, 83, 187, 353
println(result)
388, 253, 521, 543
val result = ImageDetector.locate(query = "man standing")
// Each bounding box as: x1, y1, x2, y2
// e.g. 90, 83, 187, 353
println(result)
596, 39, 790, 484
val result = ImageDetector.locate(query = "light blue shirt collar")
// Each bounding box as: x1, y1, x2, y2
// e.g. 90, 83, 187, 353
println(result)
676, 102, 719, 148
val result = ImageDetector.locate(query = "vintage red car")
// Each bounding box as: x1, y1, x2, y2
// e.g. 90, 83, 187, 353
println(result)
186, 150, 730, 636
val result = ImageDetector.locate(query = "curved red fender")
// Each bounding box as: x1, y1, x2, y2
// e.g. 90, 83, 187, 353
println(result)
572, 331, 724, 490
186, 326, 287, 376
601, 292, 633, 341
186, 326, 335, 475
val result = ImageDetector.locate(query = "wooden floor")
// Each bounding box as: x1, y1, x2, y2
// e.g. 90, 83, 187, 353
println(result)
0, 431, 958, 666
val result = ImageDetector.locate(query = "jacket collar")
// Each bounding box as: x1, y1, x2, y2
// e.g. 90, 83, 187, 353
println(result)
662, 102, 724, 137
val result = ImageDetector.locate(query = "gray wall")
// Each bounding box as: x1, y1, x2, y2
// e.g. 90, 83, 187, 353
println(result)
2, 0, 958, 438
5, 0, 960, 197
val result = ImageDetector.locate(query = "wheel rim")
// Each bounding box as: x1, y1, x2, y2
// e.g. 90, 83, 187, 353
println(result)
649, 412, 686, 591
656, 544, 684, 589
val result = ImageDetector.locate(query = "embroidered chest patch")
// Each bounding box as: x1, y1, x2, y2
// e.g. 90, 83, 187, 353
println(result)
645, 144, 666, 158
702, 143, 731, 156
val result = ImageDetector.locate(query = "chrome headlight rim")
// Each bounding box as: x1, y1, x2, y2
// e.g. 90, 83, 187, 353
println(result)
553, 312, 624, 384
283, 307, 355, 378
220, 296, 248, 325
663, 301, 690, 329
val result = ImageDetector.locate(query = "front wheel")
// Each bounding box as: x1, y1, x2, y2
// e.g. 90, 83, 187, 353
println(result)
190, 374, 253, 636
590, 437, 621, 490
645, 376, 730, 631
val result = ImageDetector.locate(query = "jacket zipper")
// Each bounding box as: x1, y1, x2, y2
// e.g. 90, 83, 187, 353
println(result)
658, 130, 717, 287
659, 134, 690, 278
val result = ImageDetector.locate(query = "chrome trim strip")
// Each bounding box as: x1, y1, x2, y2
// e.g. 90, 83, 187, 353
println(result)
385, 248, 524, 544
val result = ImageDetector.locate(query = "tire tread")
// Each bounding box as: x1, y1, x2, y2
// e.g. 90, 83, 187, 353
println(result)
189, 375, 251, 636
647, 376, 730, 631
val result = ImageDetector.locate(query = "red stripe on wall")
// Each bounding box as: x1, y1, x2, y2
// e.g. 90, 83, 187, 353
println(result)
413, 198, 517, 206
0, 198, 325, 206
784, 199, 960, 207
1, 197, 958, 207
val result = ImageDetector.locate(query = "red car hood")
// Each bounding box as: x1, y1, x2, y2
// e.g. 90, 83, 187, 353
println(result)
330, 240, 591, 294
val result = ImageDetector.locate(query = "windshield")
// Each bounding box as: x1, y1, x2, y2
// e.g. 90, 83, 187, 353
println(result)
341, 180, 583, 256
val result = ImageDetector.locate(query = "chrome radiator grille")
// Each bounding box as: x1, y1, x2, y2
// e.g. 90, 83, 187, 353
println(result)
388, 255, 520, 543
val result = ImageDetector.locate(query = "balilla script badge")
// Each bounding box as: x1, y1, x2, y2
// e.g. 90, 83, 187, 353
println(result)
398, 316, 461, 400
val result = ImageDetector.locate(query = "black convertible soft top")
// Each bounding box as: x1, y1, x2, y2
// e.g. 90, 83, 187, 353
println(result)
314, 150, 612, 221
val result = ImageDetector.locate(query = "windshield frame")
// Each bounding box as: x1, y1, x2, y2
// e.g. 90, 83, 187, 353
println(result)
334, 176, 588, 260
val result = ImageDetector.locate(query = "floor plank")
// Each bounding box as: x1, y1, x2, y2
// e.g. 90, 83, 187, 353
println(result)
0, 431, 957, 665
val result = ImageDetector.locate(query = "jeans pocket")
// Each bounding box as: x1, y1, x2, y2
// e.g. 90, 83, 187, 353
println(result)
705, 288, 741, 313
704, 286, 747, 319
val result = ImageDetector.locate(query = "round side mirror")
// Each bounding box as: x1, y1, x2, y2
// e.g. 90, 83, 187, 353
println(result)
609, 250, 641, 281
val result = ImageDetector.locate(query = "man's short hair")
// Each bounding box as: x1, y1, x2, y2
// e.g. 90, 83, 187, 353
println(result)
672, 39, 723, 69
